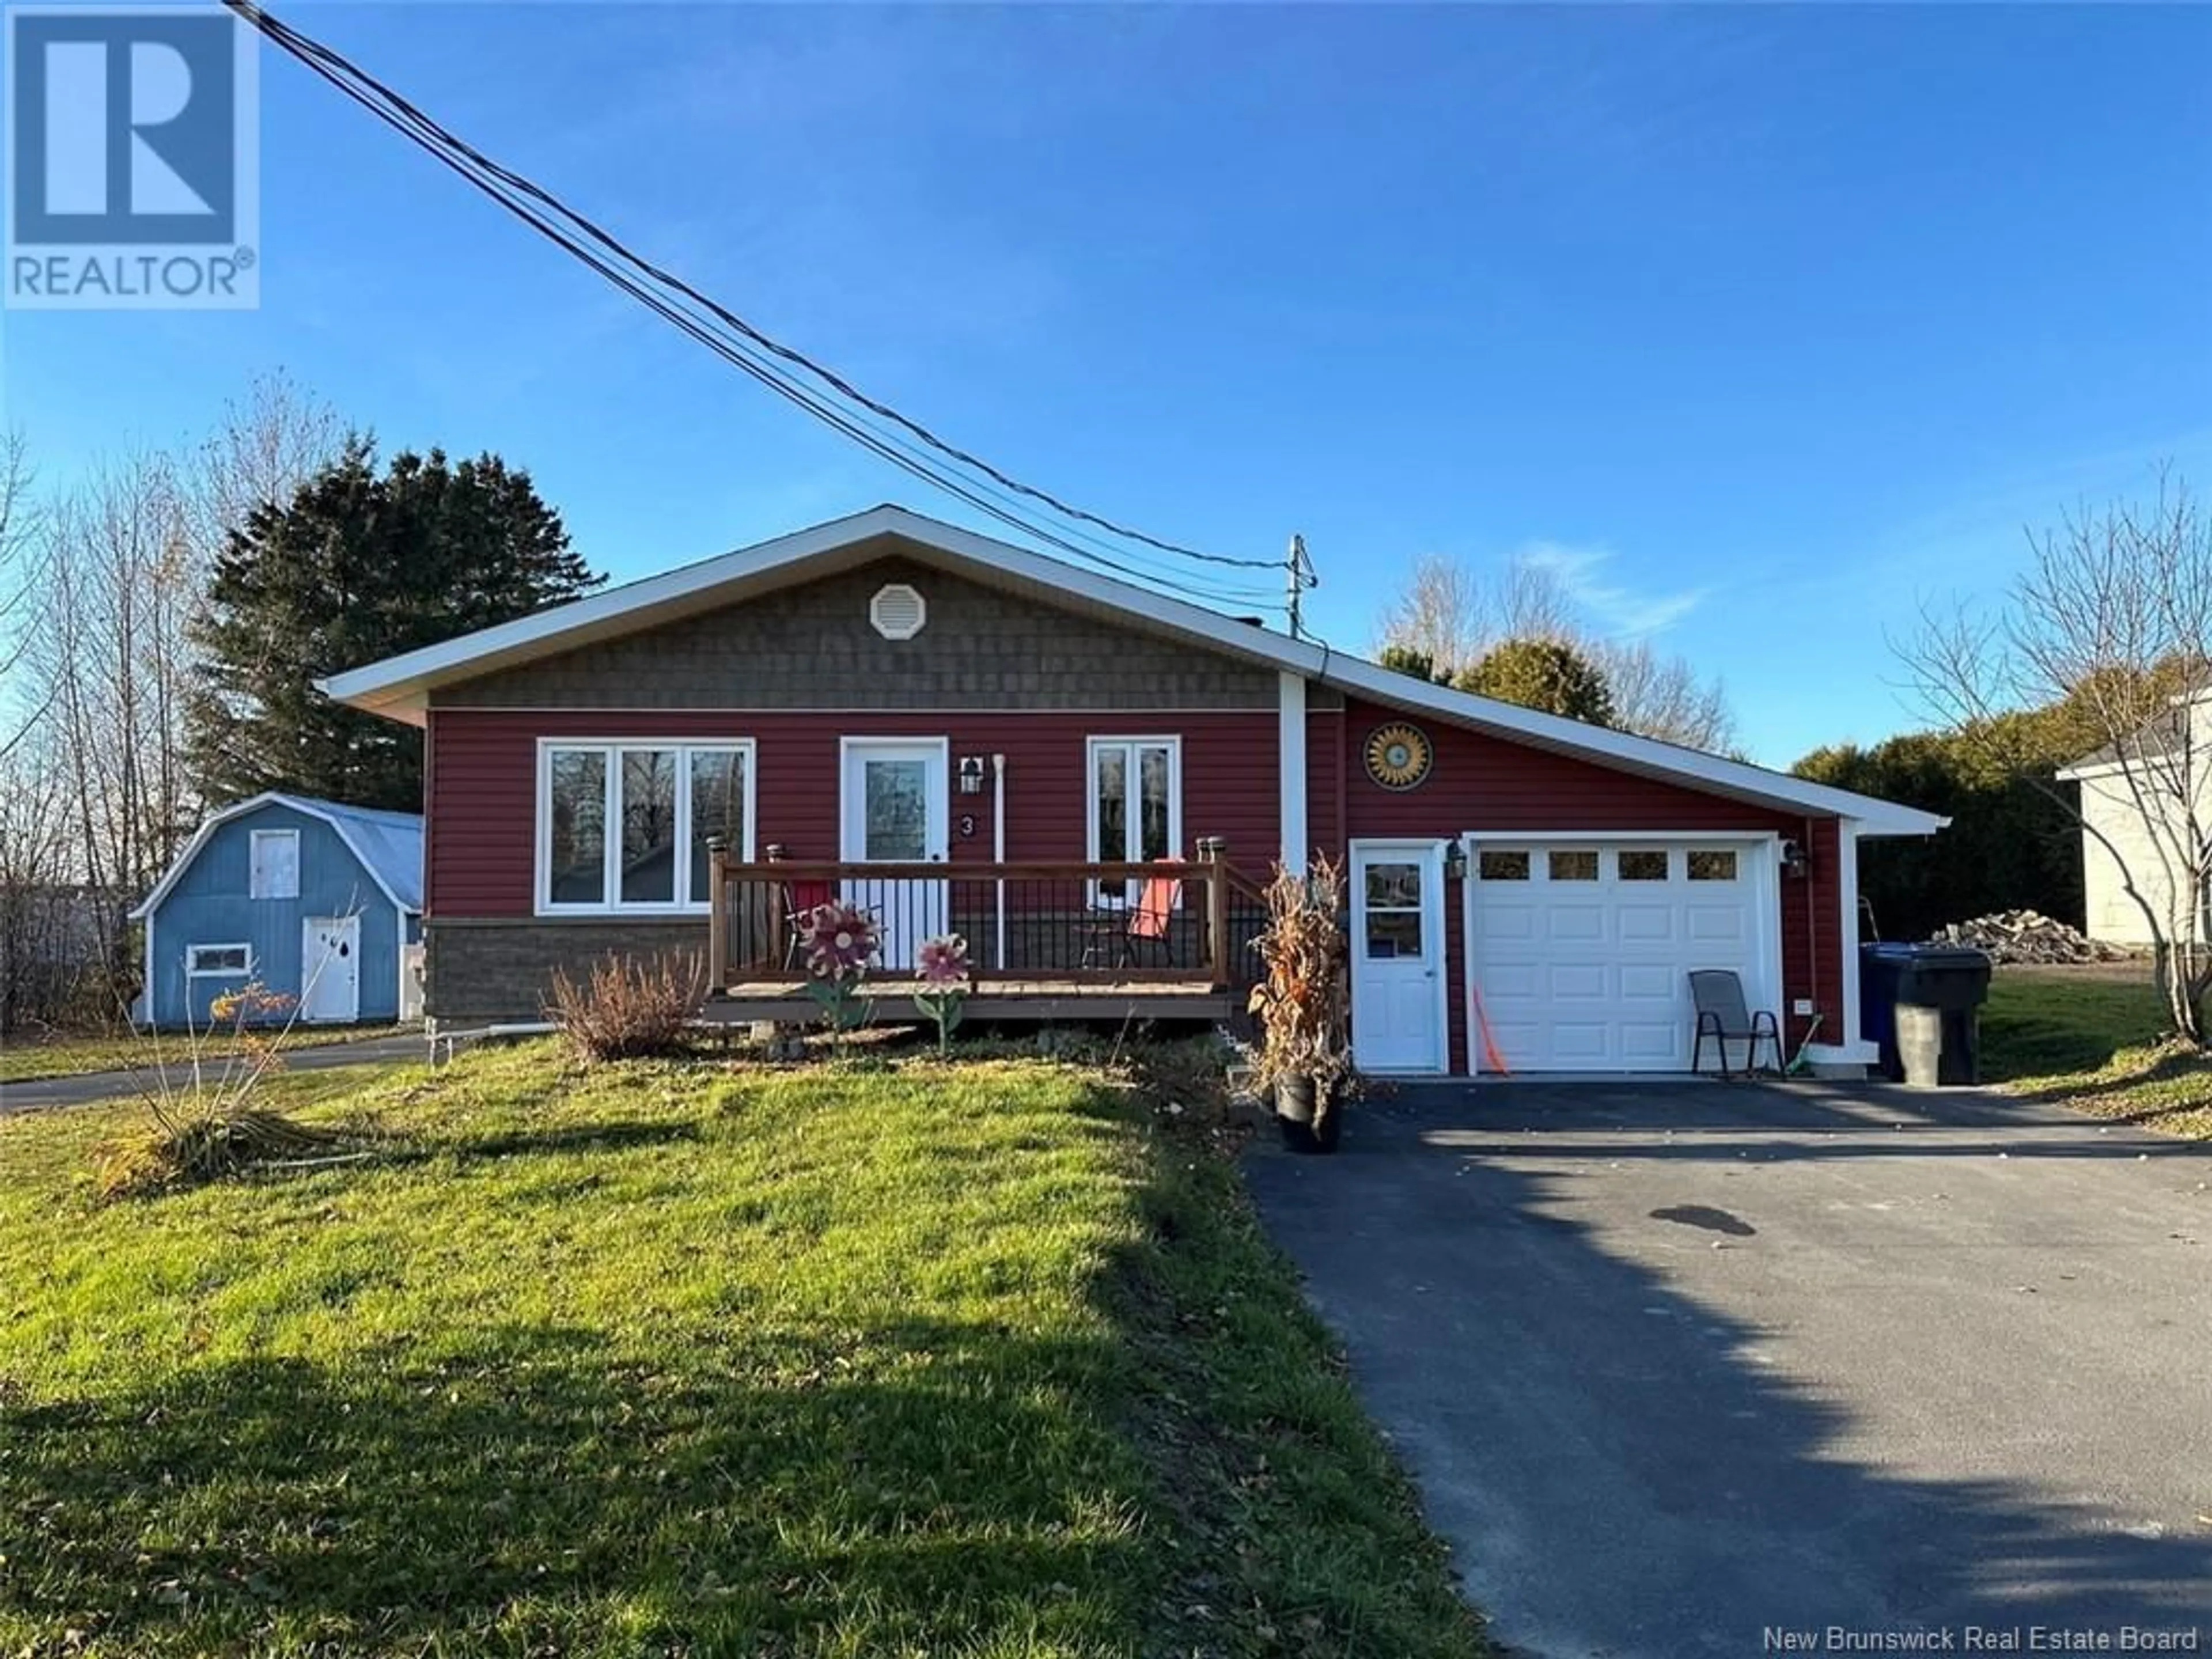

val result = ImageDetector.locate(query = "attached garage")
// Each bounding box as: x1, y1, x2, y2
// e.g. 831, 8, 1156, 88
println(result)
1464, 835, 1779, 1073
1313, 686, 1938, 1080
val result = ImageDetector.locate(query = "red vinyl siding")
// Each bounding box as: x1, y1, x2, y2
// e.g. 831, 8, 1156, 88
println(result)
1322, 698, 1843, 1068
427, 708, 1280, 916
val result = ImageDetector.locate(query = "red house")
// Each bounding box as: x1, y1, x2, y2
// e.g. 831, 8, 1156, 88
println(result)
323, 505, 1942, 1077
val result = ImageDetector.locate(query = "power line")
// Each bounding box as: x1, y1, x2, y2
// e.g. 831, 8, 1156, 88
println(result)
222, 0, 1289, 608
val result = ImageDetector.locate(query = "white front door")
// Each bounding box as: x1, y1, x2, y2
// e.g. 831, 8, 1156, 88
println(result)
1350, 842, 1448, 1073
840, 739, 950, 971
300, 914, 361, 1023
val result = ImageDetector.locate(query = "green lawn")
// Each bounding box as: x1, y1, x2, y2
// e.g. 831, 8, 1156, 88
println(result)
1981, 969, 2212, 1138
0, 1024, 409, 1085
0, 1044, 1486, 1658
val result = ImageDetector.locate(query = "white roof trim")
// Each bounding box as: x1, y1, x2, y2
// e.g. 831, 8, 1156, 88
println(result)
319, 504, 1946, 837
132, 791, 421, 919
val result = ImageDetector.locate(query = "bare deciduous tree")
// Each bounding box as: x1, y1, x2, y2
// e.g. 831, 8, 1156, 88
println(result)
1900, 471, 2211, 1043
187, 368, 344, 570
1372, 546, 1736, 751
1596, 637, 1738, 754
0, 431, 49, 759
29, 448, 199, 900
1372, 554, 1487, 681
1492, 556, 1581, 646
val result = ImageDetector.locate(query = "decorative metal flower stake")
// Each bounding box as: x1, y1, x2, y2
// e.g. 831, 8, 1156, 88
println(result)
913, 933, 972, 1057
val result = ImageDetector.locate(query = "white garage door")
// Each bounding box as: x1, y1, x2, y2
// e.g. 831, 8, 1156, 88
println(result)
1468, 839, 1778, 1073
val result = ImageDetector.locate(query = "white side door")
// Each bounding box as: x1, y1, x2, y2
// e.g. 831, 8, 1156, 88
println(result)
1350, 841, 1448, 1074
840, 739, 950, 971
300, 914, 361, 1022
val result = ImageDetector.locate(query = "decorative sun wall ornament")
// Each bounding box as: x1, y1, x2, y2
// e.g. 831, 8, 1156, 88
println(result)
1364, 722, 1433, 790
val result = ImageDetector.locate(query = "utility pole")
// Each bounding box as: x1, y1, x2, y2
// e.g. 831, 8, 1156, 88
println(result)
1286, 533, 1315, 639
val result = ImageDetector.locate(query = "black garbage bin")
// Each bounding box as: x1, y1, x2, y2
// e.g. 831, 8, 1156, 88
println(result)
1858, 942, 1918, 1080
1893, 945, 1992, 1086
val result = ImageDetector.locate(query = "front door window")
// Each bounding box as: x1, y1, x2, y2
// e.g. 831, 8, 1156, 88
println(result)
863, 760, 930, 861
1363, 861, 1425, 959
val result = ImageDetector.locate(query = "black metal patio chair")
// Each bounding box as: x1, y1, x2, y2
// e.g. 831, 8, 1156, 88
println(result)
1688, 968, 1784, 1080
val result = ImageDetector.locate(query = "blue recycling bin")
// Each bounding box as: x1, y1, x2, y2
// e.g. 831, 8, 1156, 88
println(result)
1859, 942, 1917, 1080
1860, 942, 1993, 1085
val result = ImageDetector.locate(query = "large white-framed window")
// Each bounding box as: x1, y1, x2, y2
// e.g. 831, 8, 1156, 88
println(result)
249, 828, 300, 900
1086, 736, 1183, 906
536, 738, 755, 915
186, 942, 253, 977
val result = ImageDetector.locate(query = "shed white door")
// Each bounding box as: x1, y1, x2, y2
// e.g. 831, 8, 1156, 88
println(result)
1469, 840, 1775, 1073
300, 915, 361, 1023
839, 740, 949, 971
1350, 842, 1448, 1074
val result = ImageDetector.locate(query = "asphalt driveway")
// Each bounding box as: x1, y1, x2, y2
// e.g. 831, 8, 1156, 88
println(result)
1245, 1080, 2212, 1657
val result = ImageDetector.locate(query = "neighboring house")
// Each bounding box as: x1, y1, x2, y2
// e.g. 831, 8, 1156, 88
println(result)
2056, 703, 2205, 948
132, 794, 424, 1028
322, 505, 1943, 1075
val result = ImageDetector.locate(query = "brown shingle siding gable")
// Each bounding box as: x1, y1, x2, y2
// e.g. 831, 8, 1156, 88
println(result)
430, 556, 1279, 712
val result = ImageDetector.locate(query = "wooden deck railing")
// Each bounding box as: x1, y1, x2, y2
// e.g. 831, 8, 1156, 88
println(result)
705, 837, 1264, 994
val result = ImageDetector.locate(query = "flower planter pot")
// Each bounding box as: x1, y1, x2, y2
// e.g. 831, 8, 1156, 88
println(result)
1274, 1074, 1341, 1154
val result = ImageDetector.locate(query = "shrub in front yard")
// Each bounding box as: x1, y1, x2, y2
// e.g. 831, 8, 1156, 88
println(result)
545, 951, 703, 1061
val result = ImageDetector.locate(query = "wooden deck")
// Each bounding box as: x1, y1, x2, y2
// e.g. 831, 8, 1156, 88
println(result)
702, 977, 1235, 1025
701, 844, 1266, 1029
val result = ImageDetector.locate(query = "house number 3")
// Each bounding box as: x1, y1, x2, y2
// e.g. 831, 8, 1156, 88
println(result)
959, 813, 977, 839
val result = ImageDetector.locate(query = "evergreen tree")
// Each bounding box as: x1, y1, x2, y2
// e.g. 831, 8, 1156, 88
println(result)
1457, 637, 1617, 726
1376, 643, 1451, 684
188, 440, 599, 810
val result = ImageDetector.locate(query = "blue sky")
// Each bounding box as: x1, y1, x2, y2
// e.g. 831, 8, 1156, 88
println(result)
5, 2, 2208, 764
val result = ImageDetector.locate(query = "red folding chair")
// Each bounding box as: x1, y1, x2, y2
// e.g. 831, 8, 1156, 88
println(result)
1081, 861, 1184, 976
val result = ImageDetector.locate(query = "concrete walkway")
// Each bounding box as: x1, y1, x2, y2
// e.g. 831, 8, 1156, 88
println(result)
1245, 1079, 2212, 1658
0, 1032, 431, 1113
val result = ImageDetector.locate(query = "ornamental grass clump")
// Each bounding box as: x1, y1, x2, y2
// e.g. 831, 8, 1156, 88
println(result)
914, 932, 972, 1056
1245, 858, 1352, 1140
546, 950, 704, 1061
93, 982, 345, 1199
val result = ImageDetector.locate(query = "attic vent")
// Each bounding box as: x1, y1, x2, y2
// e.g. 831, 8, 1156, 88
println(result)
870, 582, 927, 641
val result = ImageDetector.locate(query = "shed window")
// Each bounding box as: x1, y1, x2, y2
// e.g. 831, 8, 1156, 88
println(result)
1088, 737, 1181, 906
249, 829, 300, 900
1618, 850, 1670, 881
540, 741, 754, 913
1688, 849, 1740, 882
187, 943, 252, 976
1548, 850, 1600, 882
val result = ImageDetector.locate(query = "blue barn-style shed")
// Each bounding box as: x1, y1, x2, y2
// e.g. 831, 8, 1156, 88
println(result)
132, 794, 423, 1029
